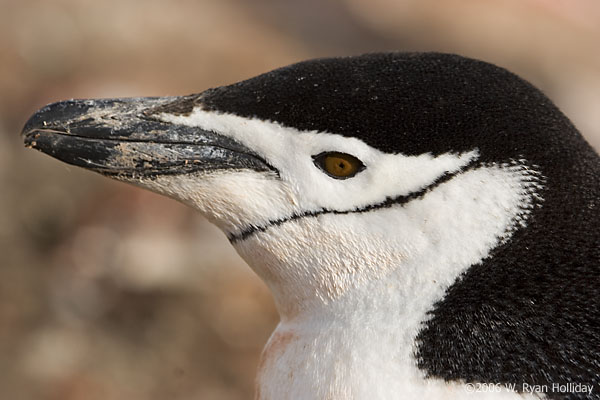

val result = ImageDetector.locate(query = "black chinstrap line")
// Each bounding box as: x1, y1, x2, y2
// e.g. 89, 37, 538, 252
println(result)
228, 159, 480, 243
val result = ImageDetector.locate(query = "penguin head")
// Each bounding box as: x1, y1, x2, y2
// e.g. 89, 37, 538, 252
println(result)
22, 52, 600, 392
21, 53, 588, 316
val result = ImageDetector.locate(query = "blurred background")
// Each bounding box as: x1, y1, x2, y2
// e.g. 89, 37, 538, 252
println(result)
1, 0, 599, 399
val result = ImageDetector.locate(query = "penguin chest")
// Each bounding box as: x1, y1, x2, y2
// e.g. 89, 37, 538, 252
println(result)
254, 323, 538, 400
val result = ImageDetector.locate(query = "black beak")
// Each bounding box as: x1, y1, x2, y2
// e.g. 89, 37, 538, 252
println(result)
22, 97, 275, 177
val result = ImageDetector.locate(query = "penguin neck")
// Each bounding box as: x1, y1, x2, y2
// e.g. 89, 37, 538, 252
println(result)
232, 163, 542, 398
254, 267, 440, 399
248, 244, 527, 400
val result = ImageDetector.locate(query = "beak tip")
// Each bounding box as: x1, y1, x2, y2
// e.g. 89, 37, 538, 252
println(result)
22, 129, 41, 151
21, 101, 56, 139
21, 114, 39, 138
21, 98, 92, 138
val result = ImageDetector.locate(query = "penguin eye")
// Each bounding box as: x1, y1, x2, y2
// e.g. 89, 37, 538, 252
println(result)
313, 152, 365, 179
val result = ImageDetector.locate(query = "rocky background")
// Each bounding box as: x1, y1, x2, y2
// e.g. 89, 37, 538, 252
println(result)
1, 0, 599, 399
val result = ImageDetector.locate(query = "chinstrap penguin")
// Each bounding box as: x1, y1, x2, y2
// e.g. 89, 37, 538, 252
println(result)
22, 52, 600, 399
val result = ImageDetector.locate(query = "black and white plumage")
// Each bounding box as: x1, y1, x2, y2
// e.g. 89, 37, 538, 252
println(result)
23, 53, 599, 399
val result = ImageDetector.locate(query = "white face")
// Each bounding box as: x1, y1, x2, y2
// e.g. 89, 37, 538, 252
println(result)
154, 108, 479, 235
127, 107, 542, 320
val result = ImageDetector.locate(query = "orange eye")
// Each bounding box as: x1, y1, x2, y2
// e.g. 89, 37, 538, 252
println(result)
313, 152, 365, 179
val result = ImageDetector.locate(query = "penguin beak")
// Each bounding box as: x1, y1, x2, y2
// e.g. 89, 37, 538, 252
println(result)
21, 97, 274, 177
